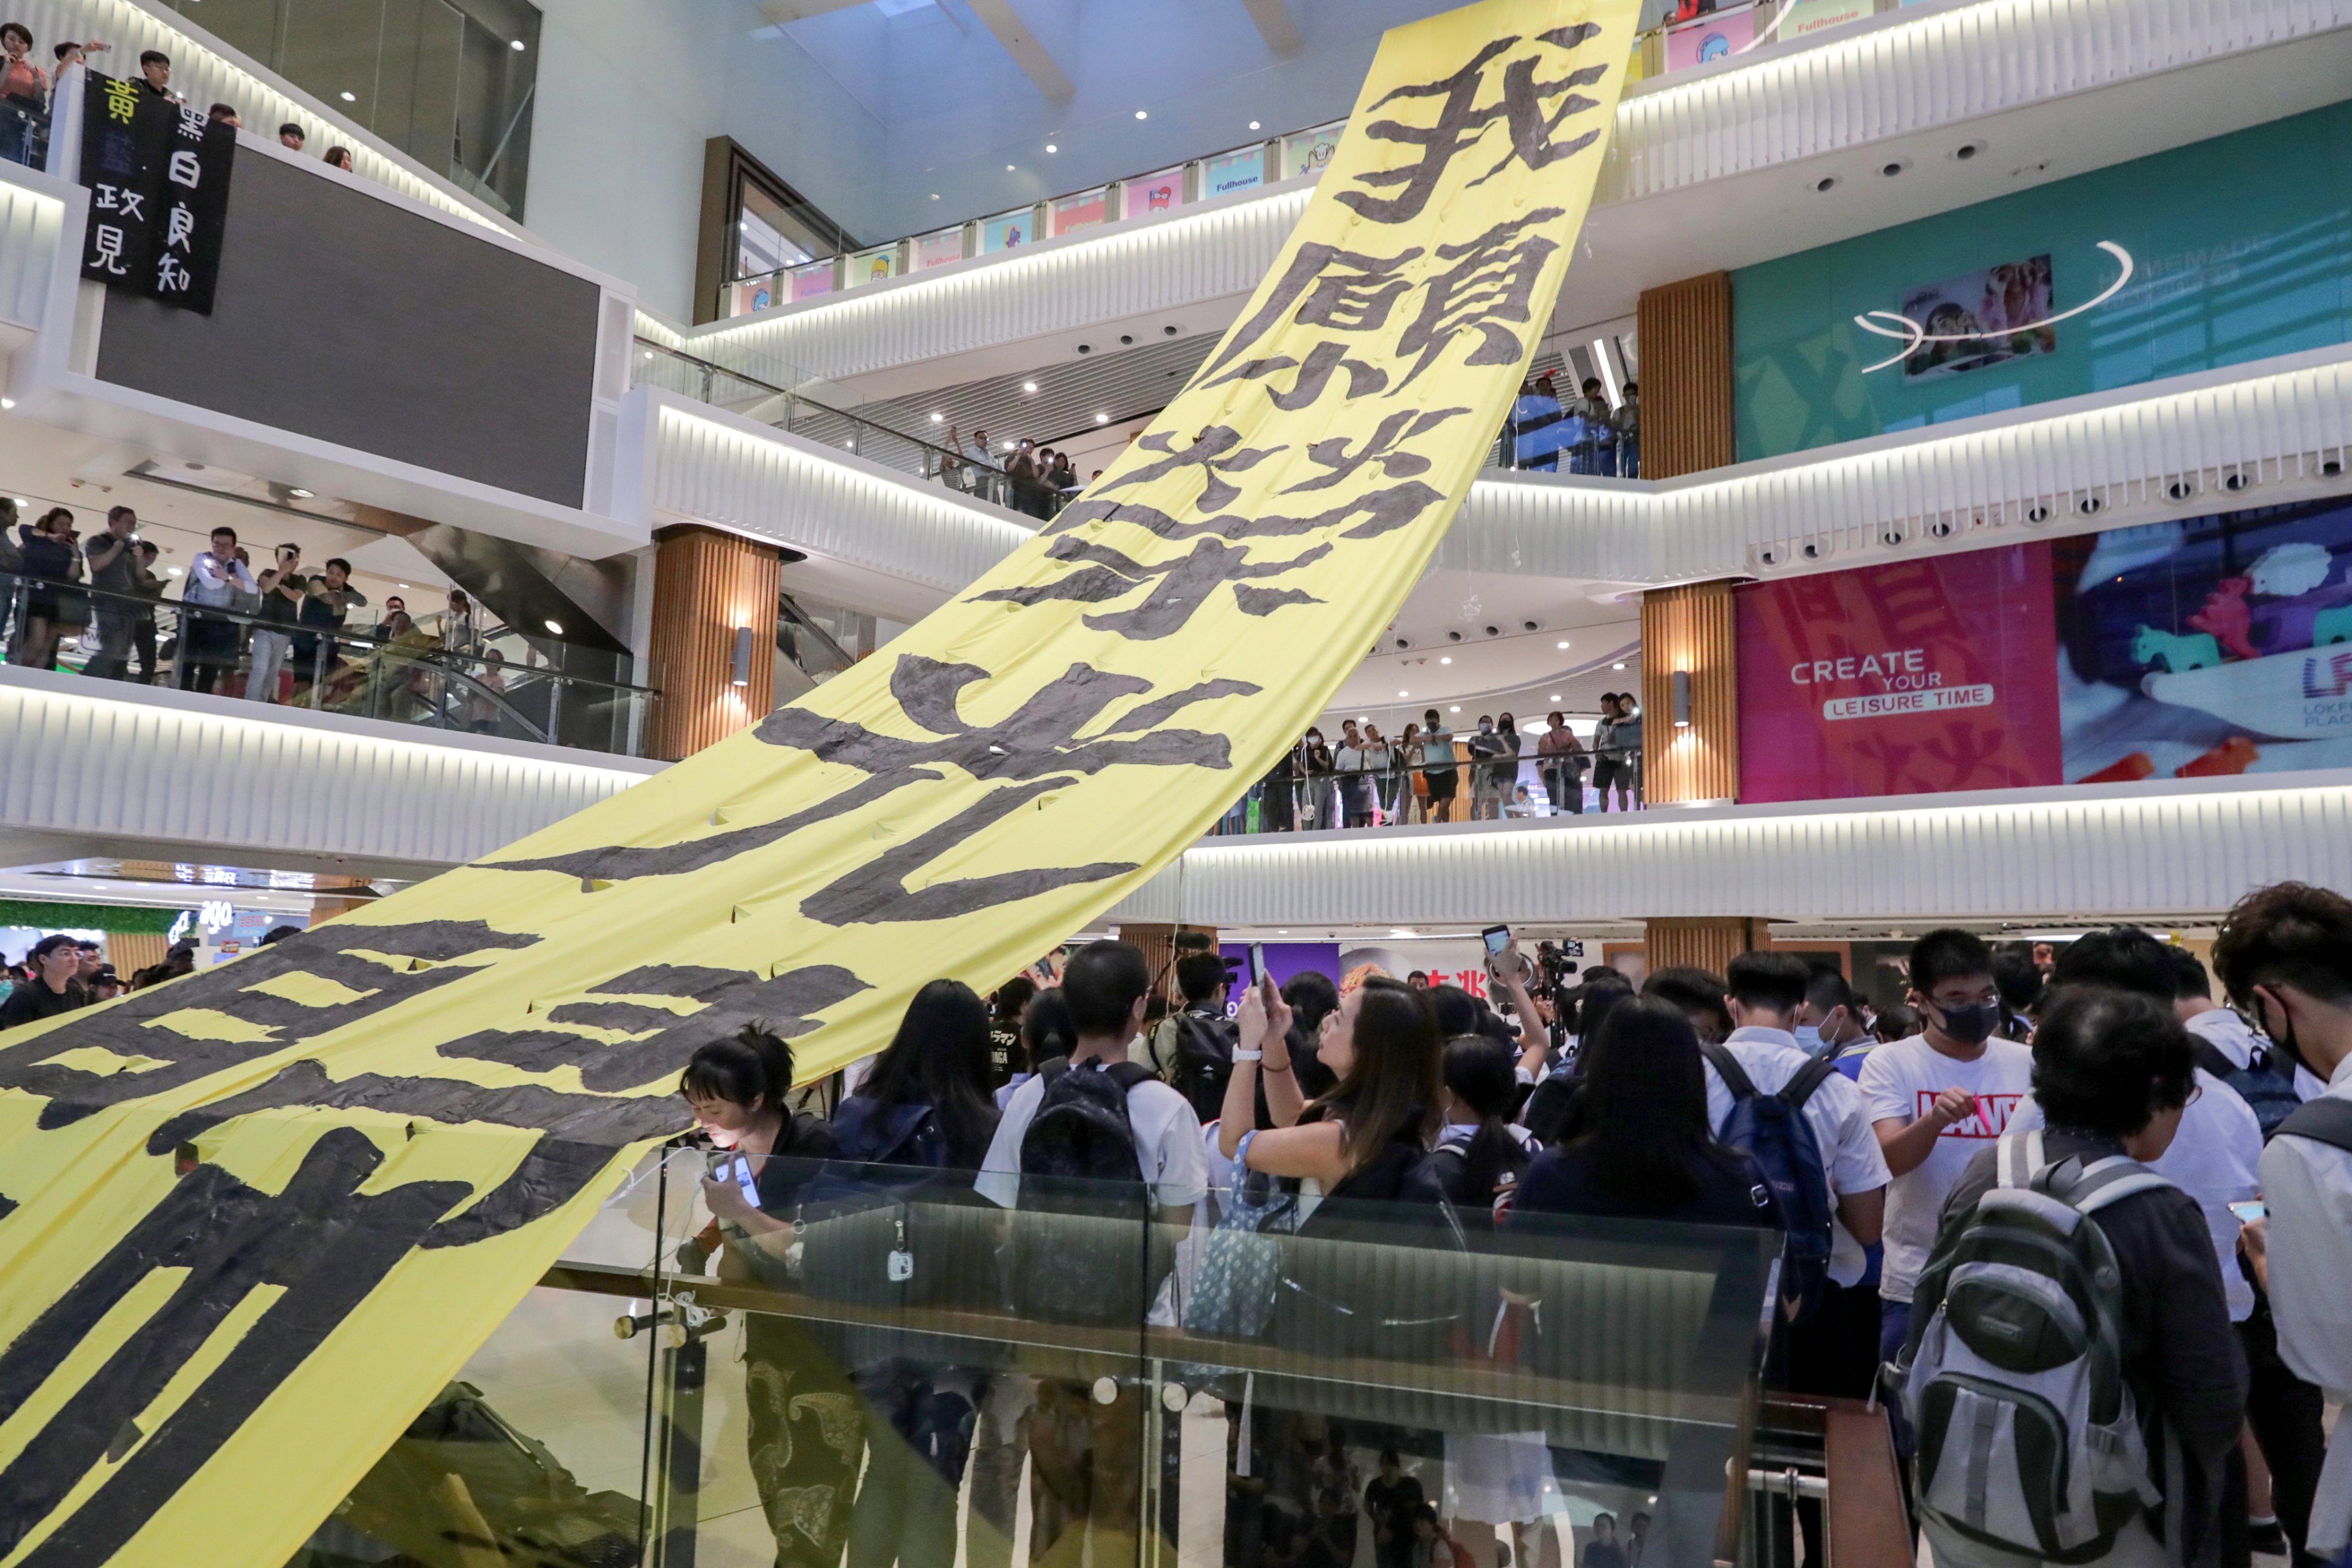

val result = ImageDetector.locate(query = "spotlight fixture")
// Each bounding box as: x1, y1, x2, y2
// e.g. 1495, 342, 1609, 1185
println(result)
1045, 143, 1058, 153
339, 90, 356, 102
1612, 662, 1626, 671
731, 627, 754, 687
1163, 325, 1179, 336
1814, 175, 1838, 192
510, 37, 525, 51
930, 412, 944, 423
544, 619, 564, 636
1397, 689, 1408, 697
288, 486, 314, 499
1439, 656, 1451, 665
1548, 694, 1562, 701
1022, 381, 1038, 393
2222, 469, 2253, 493
1094, 412, 1109, 424
1249, 121, 1261, 130
1449, 705, 1461, 713
1672, 670, 1693, 728
1134, 110, 1148, 120
1556, 640, 1570, 650
1119, 334, 1133, 345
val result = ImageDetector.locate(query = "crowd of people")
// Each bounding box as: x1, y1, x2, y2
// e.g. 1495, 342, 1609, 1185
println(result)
1503, 375, 1640, 478
2, 503, 534, 726
0, 31, 354, 173
934, 425, 1096, 520
0, 922, 307, 1025
1230, 703, 1645, 833
669, 880, 2352, 1568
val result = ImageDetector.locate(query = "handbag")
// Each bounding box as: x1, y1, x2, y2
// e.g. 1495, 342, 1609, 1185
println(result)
1183, 1131, 1297, 1338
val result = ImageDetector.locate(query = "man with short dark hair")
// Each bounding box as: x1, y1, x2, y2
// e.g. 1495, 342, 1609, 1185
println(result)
206, 102, 239, 127
1418, 709, 1458, 821
2216, 883, 2352, 1566
180, 526, 254, 693
1860, 928, 2034, 1365
1992, 942, 2044, 1038
81, 505, 139, 679
278, 122, 304, 150
1, 934, 85, 1027
128, 541, 164, 683
1914, 986, 2246, 1568
248, 542, 304, 704
1641, 965, 1731, 1045
135, 48, 176, 100
292, 555, 366, 688
1145, 951, 1237, 1117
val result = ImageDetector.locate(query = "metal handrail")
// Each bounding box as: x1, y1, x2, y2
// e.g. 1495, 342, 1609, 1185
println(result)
0, 566, 656, 751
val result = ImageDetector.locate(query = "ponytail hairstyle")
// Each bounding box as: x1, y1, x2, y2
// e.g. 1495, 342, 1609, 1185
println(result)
1442, 1033, 1529, 1204
678, 1022, 795, 1117
1020, 986, 1076, 1070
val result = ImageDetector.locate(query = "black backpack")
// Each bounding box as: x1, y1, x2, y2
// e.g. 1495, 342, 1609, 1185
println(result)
2276, 1095, 2352, 1152
1149, 1008, 1235, 1122
1007, 1057, 1170, 1325
2189, 1037, 2304, 1141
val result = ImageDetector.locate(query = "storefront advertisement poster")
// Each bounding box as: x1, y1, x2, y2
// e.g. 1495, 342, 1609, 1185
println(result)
980, 207, 1034, 253
1664, 3, 1753, 71
2057, 501, 2352, 783
1776, 0, 1870, 37
1203, 145, 1267, 198
909, 226, 966, 271
844, 246, 898, 287
1123, 166, 1186, 218
1281, 122, 1343, 180
1895, 255, 2055, 380
789, 259, 835, 299
1051, 188, 1110, 237
1736, 544, 2062, 802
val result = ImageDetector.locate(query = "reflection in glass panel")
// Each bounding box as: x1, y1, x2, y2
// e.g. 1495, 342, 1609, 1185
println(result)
737, 179, 816, 280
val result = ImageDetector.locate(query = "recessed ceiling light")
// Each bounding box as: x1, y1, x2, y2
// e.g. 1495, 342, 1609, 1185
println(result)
288, 486, 314, 498
167, 566, 183, 576
1613, 662, 1627, 670
930, 193, 939, 199
1556, 639, 1569, 649
1094, 412, 1108, 423
1021, 381, 1037, 393
1134, 110, 1148, 120
1450, 704, 1461, 712
929, 411, 944, 422
339, 91, 356, 102
1396, 689, 1408, 697
1549, 694, 1562, 701
1045, 143, 1058, 153
509, 37, 525, 51
398, 584, 410, 590
1249, 120, 1261, 131
1005, 163, 1015, 172
1277, 929, 1288, 934
544, 619, 564, 635
1439, 656, 1451, 665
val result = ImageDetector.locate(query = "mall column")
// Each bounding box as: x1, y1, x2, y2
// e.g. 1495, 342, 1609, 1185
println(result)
644, 524, 782, 763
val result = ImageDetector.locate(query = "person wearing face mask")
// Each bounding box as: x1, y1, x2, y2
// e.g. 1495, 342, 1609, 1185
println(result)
2217, 883, 2352, 1568
1795, 968, 1867, 1063
1857, 928, 2035, 1374
1464, 715, 1509, 821
1300, 728, 1337, 831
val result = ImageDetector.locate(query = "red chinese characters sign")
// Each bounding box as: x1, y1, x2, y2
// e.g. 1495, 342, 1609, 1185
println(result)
1735, 543, 2061, 801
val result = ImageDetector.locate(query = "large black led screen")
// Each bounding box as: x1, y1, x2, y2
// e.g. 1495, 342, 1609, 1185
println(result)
95, 152, 600, 509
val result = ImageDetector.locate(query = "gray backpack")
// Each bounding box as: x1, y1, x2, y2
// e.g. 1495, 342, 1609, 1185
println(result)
1899, 1129, 2169, 1562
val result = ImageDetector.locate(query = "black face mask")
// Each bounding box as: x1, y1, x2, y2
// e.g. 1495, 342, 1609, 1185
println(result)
2255, 990, 2312, 1080
1930, 999, 2000, 1047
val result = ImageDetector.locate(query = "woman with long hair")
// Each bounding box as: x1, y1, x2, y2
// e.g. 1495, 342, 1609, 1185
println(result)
11, 507, 78, 669
1396, 721, 1427, 825
1219, 974, 1440, 1206
678, 1025, 864, 1568
1511, 996, 1775, 1226
832, 981, 999, 1568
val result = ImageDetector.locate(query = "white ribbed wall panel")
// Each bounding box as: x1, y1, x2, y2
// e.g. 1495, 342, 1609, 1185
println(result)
0, 670, 659, 871
1604, 0, 2352, 203
1105, 773, 2352, 927
676, 0, 2352, 387
0, 169, 64, 330
648, 395, 1034, 593
10, 0, 511, 235
1439, 346, 2352, 589
683, 187, 1315, 388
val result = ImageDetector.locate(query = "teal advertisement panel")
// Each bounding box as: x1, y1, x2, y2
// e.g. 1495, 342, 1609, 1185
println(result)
1733, 102, 2352, 461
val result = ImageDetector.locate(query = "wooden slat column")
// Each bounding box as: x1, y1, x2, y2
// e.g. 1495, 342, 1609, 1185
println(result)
107, 932, 166, 978
1635, 271, 1735, 478
645, 525, 781, 763
1641, 580, 1739, 805
1644, 917, 1764, 978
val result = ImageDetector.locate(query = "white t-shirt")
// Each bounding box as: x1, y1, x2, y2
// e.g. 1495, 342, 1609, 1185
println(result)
1708, 1027, 1893, 1288
2009, 1067, 2264, 1320
975, 1056, 1208, 1212
1858, 1033, 2036, 1303
2260, 1056, 2352, 1555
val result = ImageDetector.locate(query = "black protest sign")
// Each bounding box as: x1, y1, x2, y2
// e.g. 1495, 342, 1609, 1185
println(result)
77, 74, 236, 314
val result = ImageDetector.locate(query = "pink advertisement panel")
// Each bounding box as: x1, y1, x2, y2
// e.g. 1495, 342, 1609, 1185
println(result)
1664, 3, 1754, 71
1736, 543, 2062, 802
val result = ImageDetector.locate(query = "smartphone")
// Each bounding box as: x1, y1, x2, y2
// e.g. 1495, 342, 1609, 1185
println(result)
1482, 924, 1512, 958
712, 1152, 760, 1206
1248, 943, 1268, 987
2229, 1200, 2266, 1223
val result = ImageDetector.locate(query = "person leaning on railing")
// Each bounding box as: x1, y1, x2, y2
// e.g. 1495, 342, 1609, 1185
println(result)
12, 505, 84, 671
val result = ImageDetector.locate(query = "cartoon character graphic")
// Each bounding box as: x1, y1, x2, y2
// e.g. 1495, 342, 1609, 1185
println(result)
868, 256, 891, 281
2130, 624, 2222, 673
1143, 182, 1173, 212
2186, 578, 2258, 662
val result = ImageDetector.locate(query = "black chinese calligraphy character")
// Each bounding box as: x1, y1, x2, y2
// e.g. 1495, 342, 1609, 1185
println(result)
1199, 339, 1391, 410
971, 535, 1330, 640
1096, 426, 1287, 512
1199, 242, 1423, 385
1283, 406, 1470, 492
1392, 211, 1564, 388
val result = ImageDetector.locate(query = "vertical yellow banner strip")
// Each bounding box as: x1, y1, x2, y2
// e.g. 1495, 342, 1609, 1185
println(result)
0, 1, 1640, 1561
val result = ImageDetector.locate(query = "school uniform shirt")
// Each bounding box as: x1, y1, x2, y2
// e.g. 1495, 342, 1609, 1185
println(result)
1857, 1033, 2035, 1303
2184, 1003, 2328, 1101
975, 1055, 1208, 1213
1708, 1026, 1892, 1287
2008, 1067, 2265, 1320
2258, 1053, 2352, 1555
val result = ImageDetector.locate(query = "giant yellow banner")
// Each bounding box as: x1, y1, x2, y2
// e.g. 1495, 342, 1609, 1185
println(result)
0, 1, 1637, 1559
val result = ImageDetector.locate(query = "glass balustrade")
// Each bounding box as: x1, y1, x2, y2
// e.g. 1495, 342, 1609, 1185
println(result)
286, 1149, 1852, 1568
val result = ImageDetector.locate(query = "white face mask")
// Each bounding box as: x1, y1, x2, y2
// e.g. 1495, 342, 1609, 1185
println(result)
1793, 1023, 1825, 1055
